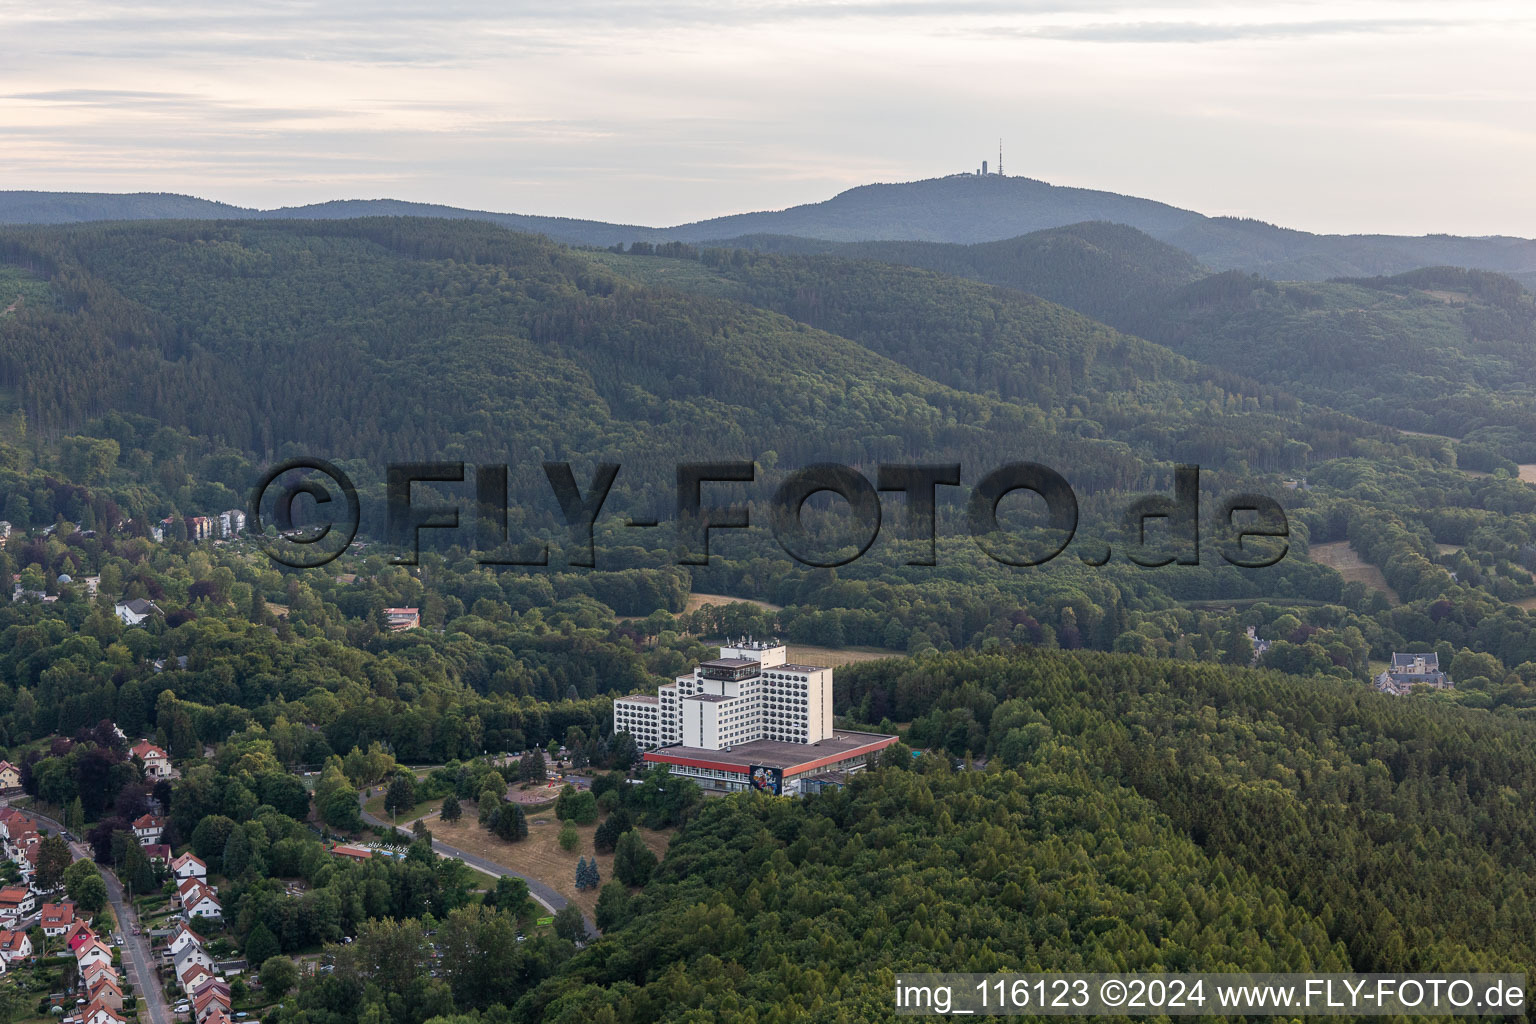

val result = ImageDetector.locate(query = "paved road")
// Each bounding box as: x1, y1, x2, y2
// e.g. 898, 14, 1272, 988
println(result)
8, 801, 172, 1024
357, 790, 597, 937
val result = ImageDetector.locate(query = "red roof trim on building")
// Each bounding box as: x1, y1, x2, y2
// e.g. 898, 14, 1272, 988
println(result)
643, 753, 749, 774
643, 735, 899, 778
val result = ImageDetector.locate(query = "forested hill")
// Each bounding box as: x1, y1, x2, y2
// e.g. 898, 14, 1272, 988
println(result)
682, 230, 1536, 462
8, 179, 1536, 283
514, 648, 1536, 1022
704, 222, 1209, 328
0, 216, 1342, 500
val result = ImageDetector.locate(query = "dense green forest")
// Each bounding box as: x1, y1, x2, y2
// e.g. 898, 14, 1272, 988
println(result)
3, 214, 1536, 1021
7, 217, 1536, 711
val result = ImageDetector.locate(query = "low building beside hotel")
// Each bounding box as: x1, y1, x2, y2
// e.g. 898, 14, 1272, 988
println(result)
614, 639, 897, 796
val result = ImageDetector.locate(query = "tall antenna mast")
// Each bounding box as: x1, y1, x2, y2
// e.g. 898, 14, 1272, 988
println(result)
998, 138, 1004, 177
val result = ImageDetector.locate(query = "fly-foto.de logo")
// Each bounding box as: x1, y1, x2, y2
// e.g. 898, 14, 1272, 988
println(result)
249, 459, 1289, 570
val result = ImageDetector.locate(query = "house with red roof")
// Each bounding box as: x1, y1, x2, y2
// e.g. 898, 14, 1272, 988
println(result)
64, 922, 96, 951
0, 928, 32, 963
171, 852, 207, 881
132, 813, 165, 845
74, 936, 113, 971
130, 741, 174, 780
330, 844, 372, 861
82, 998, 125, 1024
40, 901, 83, 937
80, 960, 118, 992
179, 961, 215, 996
192, 978, 232, 1021
86, 972, 124, 1011
0, 886, 35, 921
143, 844, 172, 865
0, 762, 19, 791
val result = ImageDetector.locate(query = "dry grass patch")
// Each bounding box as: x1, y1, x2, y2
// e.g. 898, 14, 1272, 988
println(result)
684, 592, 783, 614
431, 811, 673, 919
786, 643, 901, 667
1307, 541, 1401, 606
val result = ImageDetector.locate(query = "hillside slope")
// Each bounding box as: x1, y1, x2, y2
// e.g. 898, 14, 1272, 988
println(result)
8, 179, 1536, 282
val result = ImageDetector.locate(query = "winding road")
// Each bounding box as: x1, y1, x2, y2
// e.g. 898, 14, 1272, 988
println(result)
356, 789, 597, 938
5, 800, 172, 1024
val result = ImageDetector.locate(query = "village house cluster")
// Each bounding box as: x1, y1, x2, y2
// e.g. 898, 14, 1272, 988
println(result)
152, 510, 246, 544
168, 919, 235, 1024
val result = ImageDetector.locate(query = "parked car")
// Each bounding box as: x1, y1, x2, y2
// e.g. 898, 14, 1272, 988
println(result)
173, 1004, 190, 1014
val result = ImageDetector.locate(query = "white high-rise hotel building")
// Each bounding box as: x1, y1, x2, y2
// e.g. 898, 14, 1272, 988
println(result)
615, 639, 833, 750
613, 639, 897, 796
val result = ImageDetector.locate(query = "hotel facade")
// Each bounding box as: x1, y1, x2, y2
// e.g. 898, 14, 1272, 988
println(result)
613, 639, 897, 796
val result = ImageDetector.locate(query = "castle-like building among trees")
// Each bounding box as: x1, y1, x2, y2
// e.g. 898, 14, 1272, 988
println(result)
613, 639, 897, 796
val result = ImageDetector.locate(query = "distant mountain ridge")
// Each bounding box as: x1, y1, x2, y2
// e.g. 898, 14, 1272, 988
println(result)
6, 176, 1536, 283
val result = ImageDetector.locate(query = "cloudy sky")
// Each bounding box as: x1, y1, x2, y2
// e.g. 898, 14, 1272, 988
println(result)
3, 0, 1534, 235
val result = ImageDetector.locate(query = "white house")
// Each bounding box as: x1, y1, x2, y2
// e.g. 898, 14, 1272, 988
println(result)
83, 999, 126, 1024
173, 941, 214, 980
179, 961, 215, 996
0, 928, 31, 963
132, 741, 174, 780
178, 880, 221, 920
171, 852, 207, 881
131, 814, 165, 845
40, 902, 82, 938
75, 937, 113, 971
114, 598, 161, 626
168, 921, 206, 958
0, 886, 35, 921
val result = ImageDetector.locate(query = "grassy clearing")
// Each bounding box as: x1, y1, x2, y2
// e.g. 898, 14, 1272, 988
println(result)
684, 592, 783, 614
362, 793, 444, 822
430, 811, 672, 919
785, 643, 902, 667
1307, 541, 1401, 606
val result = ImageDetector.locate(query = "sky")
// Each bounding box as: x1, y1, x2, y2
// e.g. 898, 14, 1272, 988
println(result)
3, 0, 1535, 236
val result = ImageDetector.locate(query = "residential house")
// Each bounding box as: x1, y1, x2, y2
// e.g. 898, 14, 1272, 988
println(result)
179, 962, 215, 997
0, 929, 31, 963
74, 937, 113, 972
173, 937, 213, 970
132, 814, 165, 845
171, 852, 207, 881
41, 902, 81, 938
86, 973, 124, 1011
187, 517, 213, 541
82, 999, 125, 1024
132, 741, 174, 779
180, 882, 222, 920
0, 886, 36, 921
143, 844, 172, 866
79, 960, 118, 994
63, 923, 96, 952
167, 921, 206, 958
114, 598, 161, 626
0, 762, 18, 791
384, 607, 420, 631
192, 978, 231, 1023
